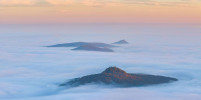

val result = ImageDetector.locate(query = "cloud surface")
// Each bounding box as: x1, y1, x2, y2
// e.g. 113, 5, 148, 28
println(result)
0, 24, 201, 100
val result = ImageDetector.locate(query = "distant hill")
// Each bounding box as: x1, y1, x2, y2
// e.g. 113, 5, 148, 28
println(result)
60, 67, 178, 87
72, 45, 114, 52
113, 40, 128, 44
47, 42, 117, 48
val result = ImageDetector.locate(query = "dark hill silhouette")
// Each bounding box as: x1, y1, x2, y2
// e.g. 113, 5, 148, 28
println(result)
60, 67, 178, 87
47, 42, 117, 48
72, 45, 114, 52
113, 40, 128, 44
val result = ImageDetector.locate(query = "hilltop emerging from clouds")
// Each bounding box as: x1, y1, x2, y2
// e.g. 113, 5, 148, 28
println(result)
47, 40, 128, 52
61, 67, 178, 87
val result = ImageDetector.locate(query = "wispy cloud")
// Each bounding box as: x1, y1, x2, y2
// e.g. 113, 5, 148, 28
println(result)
119, 0, 200, 7
0, 0, 36, 6
45, 0, 74, 5
0, 0, 200, 7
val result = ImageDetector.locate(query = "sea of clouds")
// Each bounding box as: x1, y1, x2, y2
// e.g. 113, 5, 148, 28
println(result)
0, 24, 201, 100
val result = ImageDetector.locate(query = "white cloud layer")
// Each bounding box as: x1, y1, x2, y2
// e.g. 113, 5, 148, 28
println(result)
0, 24, 201, 100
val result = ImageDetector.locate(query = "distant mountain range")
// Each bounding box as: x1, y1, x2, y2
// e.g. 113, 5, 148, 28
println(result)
47, 42, 117, 48
60, 67, 178, 87
47, 40, 129, 52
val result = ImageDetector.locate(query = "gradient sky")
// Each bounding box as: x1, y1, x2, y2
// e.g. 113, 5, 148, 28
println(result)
0, 0, 201, 25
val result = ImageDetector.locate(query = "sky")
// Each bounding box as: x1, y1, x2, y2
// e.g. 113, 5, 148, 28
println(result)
0, 0, 201, 25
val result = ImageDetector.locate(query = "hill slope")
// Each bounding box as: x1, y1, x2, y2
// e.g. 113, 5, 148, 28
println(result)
72, 45, 114, 52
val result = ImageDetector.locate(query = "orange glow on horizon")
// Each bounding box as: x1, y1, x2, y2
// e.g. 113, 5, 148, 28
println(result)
0, 0, 201, 25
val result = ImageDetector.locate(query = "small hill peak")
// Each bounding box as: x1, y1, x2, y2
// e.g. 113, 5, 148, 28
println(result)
101, 67, 127, 75
113, 40, 128, 44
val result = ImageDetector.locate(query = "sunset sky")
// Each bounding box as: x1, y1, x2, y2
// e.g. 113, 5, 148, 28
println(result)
0, 0, 201, 25
1, 1, 201, 100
